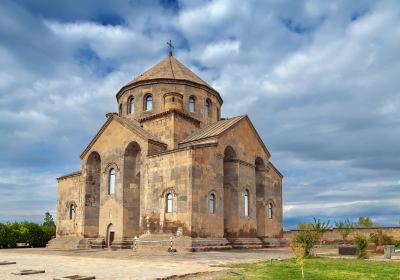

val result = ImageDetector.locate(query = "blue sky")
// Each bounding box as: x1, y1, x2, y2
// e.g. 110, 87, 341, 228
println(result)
0, 0, 399, 229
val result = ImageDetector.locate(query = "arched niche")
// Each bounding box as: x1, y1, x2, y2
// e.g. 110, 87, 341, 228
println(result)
255, 157, 266, 237
223, 145, 238, 237
84, 151, 101, 238
123, 141, 141, 237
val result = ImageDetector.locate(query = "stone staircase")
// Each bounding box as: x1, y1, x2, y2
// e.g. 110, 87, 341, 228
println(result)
228, 238, 264, 249
191, 238, 232, 251
46, 237, 90, 249
261, 238, 288, 248
47, 235, 288, 251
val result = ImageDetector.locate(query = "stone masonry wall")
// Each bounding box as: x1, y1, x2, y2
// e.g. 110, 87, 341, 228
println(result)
56, 173, 84, 237
81, 119, 150, 241
191, 145, 224, 238
144, 148, 193, 236
119, 83, 221, 127
284, 227, 400, 243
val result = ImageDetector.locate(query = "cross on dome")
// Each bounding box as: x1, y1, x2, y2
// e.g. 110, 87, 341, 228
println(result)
167, 39, 174, 56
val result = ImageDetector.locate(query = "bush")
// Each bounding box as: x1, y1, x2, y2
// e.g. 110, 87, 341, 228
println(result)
0, 213, 56, 248
369, 232, 378, 245
395, 240, 400, 249
294, 229, 319, 256
382, 234, 395, 245
354, 234, 368, 259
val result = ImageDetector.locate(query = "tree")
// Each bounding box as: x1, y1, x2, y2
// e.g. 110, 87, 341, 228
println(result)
294, 218, 331, 256
43, 212, 55, 228
312, 218, 331, 246
291, 241, 306, 280
354, 234, 368, 259
357, 217, 379, 228
335, 218, 353, 242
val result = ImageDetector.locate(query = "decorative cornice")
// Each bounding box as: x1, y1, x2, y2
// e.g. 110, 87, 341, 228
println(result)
57, 171, 82, 181
139, 109, 201, 127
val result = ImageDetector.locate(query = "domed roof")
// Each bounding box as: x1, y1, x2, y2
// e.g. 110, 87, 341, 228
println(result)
124, 55, 212, 89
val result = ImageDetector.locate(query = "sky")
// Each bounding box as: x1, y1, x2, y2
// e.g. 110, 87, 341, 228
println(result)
0, 0, 399, 229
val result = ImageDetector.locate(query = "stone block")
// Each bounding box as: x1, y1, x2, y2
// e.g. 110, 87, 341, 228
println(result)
338, 245, 357, 255
12, 269, 45, 275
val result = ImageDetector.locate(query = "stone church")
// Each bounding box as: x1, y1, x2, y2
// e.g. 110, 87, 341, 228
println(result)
51, 51, 284, 251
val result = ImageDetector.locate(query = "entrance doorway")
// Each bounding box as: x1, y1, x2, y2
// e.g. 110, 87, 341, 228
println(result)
109, 231, 115, 247
106, 223, 115, 248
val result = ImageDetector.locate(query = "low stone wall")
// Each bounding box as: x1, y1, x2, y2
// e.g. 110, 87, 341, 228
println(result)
284, 227, 400, 244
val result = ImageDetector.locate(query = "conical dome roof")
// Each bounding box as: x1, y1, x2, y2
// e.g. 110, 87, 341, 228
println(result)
124, 55, 212, 88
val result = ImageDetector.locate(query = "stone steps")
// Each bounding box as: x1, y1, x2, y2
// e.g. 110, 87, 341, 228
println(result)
49, 235, 288, 251
46, 237, 88, 249
191, 238, 232, 251
228, 238, 264, 249
262, 238, 288, 248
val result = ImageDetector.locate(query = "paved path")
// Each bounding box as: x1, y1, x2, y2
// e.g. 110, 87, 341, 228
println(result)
0, 248, 292, 280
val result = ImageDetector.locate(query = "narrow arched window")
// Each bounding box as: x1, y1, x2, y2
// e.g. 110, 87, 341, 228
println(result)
119, 104, 122, 116
166, 193, 173, 213
145, 95, 153, 111
268, 203, 273, 219
217, 108, 220, 120
244, 190, 249, 217
209, 193, 216, 214
69, 204, 75, 220
129, 96, 135, 114
189, 96, 195, 113
205, 99, 211, 117
108, 168, 116, 195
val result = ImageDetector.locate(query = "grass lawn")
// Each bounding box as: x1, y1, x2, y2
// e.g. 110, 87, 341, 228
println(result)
216, 258, 400, 280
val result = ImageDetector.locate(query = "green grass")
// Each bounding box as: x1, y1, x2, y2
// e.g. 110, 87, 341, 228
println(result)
217, 258, 400, 280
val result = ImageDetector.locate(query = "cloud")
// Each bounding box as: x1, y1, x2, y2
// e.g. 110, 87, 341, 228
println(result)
0, 0, 399, 228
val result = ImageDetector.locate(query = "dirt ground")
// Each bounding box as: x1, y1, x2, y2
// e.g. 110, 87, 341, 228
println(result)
0, 247, 293, 280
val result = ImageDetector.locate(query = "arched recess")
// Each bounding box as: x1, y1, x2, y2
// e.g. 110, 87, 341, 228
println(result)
255, 157, 266, 237
84, 151, 101, 237
223, 146, 238, 237
106, 223, 115, 248
123, 141, 141, 237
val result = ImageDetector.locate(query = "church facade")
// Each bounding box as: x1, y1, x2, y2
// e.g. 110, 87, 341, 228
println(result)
53, 53, 284, 250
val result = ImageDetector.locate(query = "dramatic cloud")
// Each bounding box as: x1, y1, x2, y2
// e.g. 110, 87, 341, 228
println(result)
0, 0, 399, 228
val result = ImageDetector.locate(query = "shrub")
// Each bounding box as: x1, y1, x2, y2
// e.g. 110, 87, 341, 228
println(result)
369, 232, 378, 245
294, 228, 319, 256
382, 234, 395, 246
395, 240, 400, 249
0, 213, 56, 248
354, 234, 368, 259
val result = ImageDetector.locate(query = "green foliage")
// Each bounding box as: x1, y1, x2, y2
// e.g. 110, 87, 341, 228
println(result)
357, 217, 379, 228
294, 229, 319, 256
382, 234, 395, 245
312, 218, 331, 235
0, 213, 56, 248
219, 258, 400, 280
335, 218, 353, 241
369, 232, 378, 245
294, 218, 331, 256
395, 240, 400, 249
354, 234, 368, 259
290, 241, 306, 279
43, 212, 56, 228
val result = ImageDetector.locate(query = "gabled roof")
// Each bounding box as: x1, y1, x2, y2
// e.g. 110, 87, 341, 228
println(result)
179, 115, 246, 144
80, 113, 166, 159
268, 162, 283, 178
179, 115, 271, 157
